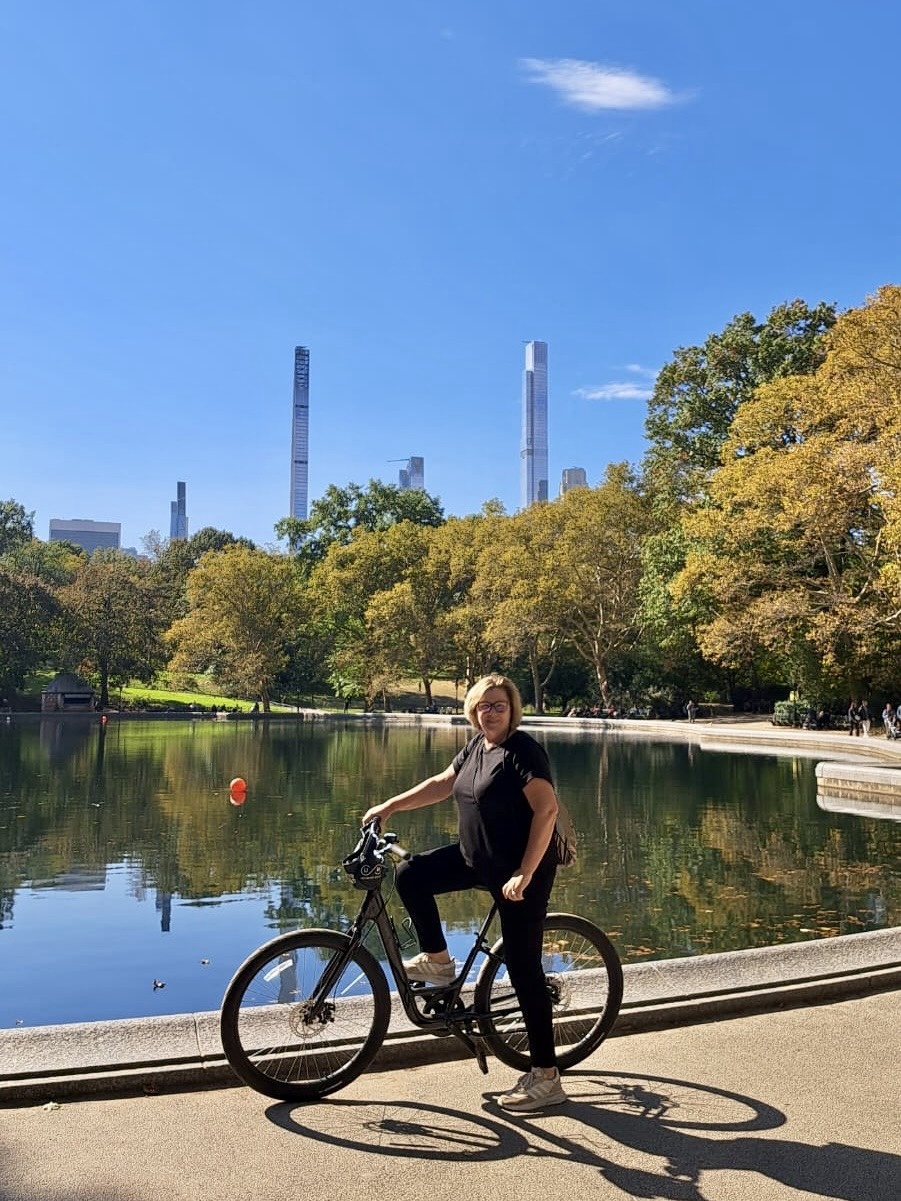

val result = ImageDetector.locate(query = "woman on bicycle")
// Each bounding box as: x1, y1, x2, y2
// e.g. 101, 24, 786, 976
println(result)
362, 673, 565, 1112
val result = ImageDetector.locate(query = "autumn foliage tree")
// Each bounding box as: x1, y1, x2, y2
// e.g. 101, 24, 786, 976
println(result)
166, 546, 306, 711
672, 286, 901, 696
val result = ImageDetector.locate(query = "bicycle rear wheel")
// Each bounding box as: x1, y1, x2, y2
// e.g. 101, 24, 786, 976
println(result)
474, 913, 623, 1072
220, 928, 391, 1101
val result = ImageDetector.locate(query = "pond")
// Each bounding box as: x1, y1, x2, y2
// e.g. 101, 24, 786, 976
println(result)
1, 717, 899, 1028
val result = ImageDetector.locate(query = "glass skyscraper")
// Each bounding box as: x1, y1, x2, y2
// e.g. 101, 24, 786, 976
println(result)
520, 340, 548, 508
290, 346, 310, 520
169, 481, 188, 540
398, 456, 425, 490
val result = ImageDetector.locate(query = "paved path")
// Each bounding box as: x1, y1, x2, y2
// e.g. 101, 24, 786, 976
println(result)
2, 989, 899, 1201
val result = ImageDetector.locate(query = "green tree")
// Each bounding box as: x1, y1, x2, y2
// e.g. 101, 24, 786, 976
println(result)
0, 568, 58, 696
547, 468, 652, 707
166, 546, 306, 711
471, 503, 564, 714
671, 287, 901, 697
643, 299, 837, 505
56, 552, 167, 708
275, 479, 445, 567
2, 538, 82, 586
0, 499, 35, 555
147, 527, 257, 622
307, 522, 430, 707
640, 299, 837, 695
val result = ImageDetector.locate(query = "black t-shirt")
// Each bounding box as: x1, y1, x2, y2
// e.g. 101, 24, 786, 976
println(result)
451, 729, 553, 880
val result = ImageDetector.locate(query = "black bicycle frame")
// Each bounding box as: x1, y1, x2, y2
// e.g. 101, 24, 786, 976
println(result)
303, 883, 515, 1067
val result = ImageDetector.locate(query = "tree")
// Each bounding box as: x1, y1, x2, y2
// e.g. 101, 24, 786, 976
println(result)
471, 503, 565, 714
166, 546, 306, 711
275, 479, 445, 567
0, 568, 58, 696
0, 500, 35, 556
307, 522, 433, 707
56, 552, 167, 708
546, 468, 652, 707
147, 527, 257, 624
640, 299, 837, 690
643, 299, 837, 505
671, 286, 901, 697
1, 537, 82, 586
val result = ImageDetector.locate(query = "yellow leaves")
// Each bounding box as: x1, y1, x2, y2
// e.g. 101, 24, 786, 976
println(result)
671, 285, 901, 682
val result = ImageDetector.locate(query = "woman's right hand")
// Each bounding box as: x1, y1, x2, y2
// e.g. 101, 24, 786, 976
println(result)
362, 801, 393, 826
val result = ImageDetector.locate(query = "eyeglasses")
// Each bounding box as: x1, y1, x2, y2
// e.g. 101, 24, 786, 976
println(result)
477, 700, 509, 714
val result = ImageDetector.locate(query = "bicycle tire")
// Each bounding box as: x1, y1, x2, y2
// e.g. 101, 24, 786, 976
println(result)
220, 928, 391, 1101
474, 913, 623, 1072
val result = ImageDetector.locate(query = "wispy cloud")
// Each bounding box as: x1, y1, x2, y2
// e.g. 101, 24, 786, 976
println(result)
575, 383, 652, 401
521, 58, 678, 111
574, 365, 658, 402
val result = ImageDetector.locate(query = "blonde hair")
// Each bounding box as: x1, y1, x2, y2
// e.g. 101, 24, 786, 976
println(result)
463, 674, 523, 732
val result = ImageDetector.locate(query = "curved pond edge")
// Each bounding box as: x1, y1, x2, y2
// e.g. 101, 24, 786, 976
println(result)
2, 926, 899, 1105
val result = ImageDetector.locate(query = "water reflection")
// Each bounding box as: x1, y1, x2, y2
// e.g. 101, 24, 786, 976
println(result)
0, 718, 899, 1025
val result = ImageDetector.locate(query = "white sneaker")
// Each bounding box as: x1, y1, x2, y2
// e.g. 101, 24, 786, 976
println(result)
498, 1069, 567, 1112
402, 952, 456, 985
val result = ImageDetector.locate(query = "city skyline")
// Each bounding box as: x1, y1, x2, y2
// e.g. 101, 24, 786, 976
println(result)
4, 5, 900, 549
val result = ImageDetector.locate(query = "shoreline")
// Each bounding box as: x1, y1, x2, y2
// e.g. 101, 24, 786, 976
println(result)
2, 711, 899, 1102
2, 926, 899, 1104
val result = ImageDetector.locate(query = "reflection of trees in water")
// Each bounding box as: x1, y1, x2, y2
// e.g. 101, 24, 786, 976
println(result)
0, 721, 899, 957
550, 734, 901, 957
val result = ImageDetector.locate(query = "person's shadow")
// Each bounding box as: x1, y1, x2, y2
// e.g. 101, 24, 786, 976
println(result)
267, 1069, 900, 1200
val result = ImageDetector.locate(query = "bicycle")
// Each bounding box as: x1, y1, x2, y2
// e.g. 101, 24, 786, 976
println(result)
220, 819, 623, 1101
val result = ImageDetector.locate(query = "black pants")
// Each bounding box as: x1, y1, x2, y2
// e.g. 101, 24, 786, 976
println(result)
395, 843, 558, 1069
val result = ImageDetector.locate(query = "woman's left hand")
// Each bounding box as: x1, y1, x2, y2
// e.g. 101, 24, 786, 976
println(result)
502, 871, 532, 901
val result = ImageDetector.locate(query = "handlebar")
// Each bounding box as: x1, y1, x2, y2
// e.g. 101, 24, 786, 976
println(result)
343, 819, 410, 889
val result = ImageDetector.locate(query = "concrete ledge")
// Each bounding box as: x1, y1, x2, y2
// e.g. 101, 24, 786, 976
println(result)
2, 927, 898, 1105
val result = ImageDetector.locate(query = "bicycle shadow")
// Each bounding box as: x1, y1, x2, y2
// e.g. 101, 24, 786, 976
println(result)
487, 1070, 900, 1201
265, 1069, 899, 1200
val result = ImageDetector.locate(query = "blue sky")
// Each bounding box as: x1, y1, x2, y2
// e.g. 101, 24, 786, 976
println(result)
3, 2, 900, 550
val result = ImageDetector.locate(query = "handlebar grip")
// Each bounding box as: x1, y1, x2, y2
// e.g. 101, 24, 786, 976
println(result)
384, 842, 410, 861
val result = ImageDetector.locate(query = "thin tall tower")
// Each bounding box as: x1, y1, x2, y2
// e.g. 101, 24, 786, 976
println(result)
169, 481, 188, 540
520, 340, 548, 507
290, 346, 310, 520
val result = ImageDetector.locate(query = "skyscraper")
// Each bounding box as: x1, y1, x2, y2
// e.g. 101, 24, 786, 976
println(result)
49, 519, 121, 554
520, 340, 549, 508
397, 456, 425, 490
290, 346, 310, 521
560, 467, 587, 495
169, 481, 188, 540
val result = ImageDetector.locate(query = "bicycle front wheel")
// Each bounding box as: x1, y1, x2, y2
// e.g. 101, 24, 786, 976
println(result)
474, 913, 623, 1072
220, 928, 391, 1101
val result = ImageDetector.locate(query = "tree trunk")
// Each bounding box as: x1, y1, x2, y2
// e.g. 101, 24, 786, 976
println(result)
422, 678, 433, 706
529, 648, 544, 715
595, 660, 612, 709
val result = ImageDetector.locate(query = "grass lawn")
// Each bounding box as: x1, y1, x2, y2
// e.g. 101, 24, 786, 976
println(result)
14, 671, 466, 714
